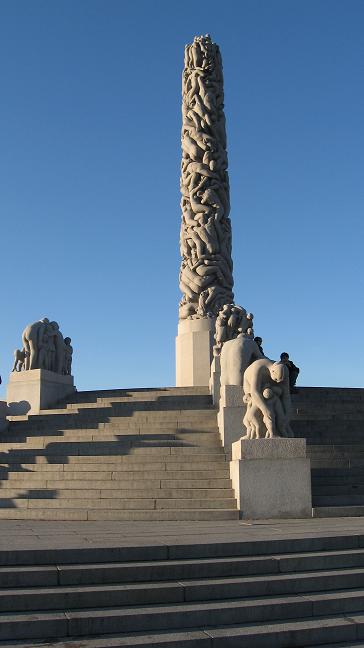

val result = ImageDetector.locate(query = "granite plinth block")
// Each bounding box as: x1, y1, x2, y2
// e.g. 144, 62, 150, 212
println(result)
7, 369, 75, 415
230, 438, 312, 519
176, 318, 215, 387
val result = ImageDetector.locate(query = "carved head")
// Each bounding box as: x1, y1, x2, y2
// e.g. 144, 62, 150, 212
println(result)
50, 321, 59, 331
64, 337, 71, 345
269, 362, 287, 383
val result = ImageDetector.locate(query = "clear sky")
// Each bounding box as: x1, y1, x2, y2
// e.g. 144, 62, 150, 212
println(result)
1, 0, 363, 395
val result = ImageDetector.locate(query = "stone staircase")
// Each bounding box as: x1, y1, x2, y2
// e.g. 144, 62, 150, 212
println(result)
0, 387, 238, 521
2, 532, 364, 645
292, 387, 364, 517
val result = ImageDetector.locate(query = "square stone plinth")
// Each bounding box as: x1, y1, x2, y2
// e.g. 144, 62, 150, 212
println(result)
176, 317, 215, 387
7, 369, 75, 415
230, 438, 312, 519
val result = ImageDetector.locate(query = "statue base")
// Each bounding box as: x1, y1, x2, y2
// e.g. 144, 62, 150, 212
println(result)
218, 385, 245, 455
230, 438, 312, 519
7, 369, 75, 416
176, 317, 215, 386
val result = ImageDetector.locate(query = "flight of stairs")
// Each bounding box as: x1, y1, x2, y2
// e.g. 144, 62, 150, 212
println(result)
2, 532, 364, 646
0, 387, 238, 521
292, 387, 364, 517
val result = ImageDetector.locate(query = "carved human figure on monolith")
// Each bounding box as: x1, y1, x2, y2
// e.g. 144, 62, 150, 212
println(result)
213, 303, 254, 356
179, 35, 234, 320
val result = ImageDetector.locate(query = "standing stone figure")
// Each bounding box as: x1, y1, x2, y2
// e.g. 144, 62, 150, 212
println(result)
22, 318, 50, 370
179, 35, 234, 321
12, 348, 28, 372
63, 337, 73, 375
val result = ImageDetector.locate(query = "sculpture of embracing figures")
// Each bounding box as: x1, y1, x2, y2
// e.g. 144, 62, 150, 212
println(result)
12, 318, 73, 376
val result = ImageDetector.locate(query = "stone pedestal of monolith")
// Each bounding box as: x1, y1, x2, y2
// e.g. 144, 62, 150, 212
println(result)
176, 318, 215, 386
7, 369, 75, 416
230, 438, 312, 519
218, 385, 245, 455
209, 355, 221, 406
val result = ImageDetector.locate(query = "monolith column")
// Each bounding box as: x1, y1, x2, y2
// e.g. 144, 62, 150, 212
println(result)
176, 35, 234, 386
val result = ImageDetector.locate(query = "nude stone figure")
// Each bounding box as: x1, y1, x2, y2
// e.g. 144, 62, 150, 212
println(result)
220, 334, 263, 386
243, 359, 291, 438
12, 348, 28, 372
22, 318, 50, 370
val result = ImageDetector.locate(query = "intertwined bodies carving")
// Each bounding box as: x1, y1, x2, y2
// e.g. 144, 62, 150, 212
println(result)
179, 35, 234, 321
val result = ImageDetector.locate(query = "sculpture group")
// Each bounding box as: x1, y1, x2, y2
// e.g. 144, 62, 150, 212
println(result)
179, 35, 234, 321
13, 318, 73, 376
215, 303, 292, 439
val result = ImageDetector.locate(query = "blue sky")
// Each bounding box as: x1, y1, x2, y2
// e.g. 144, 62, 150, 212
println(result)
0, 0, 363, 395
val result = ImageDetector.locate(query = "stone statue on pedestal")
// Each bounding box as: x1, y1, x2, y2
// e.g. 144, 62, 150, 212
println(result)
242, 358, 292, 439
16, 318, 73, 375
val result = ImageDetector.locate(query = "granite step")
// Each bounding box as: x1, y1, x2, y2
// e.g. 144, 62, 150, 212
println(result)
4, 546, 364, 589
1, 497, 237, 510
2, 588, 364, 641
2, 567, 364, 613
0, 508, 240, 521
0, 616, 359, 648
313, 506, 364, 517
0, 487, 235, 500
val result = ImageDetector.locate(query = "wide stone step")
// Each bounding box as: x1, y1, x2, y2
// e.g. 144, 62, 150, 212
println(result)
0, 616, 359, 648
313, 495, 364, 506
4, 546, 364, 589
0, 436, 221, 450
0, 497, 236, 510
2, 566, 364, 613
1, 534, 362, 566
65, 387, 211, 403
2, 588, 364, 641
0, 431, 220, 445
0, 445, 225, 457
23, 408, 217, 421
313, 506, 364, 517
0, 508, 239, 521
312, 485, 364, 495
292, 387, 364, 401
0, 479, 232, 491
0, 464, 229, 477
0, 487, 235, 500
2, 547, 364, 589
